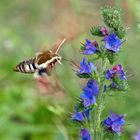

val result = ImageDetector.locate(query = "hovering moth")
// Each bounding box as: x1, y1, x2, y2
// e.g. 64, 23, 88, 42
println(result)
13, 38, 66, 76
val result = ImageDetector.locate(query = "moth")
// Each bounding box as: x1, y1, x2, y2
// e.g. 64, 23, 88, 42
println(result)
13, 38, 66, 76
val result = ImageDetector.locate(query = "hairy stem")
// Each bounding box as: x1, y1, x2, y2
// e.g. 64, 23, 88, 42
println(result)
94, 58, 108, 140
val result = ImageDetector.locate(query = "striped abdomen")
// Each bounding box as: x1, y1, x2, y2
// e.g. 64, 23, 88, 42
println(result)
14, 58, 37, 73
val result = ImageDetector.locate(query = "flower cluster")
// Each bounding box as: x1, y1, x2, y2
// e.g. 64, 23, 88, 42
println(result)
105, 65, 126, 80
71, 6, 128, 140
105, 64, 128, 91
80, 80, 98, 107
104, 33, 122, 52
72, 59, 98, 139
81, 39, 97, 55
71, 41, 99, 139
77, 58, 94, 78
103, 111, 125, 134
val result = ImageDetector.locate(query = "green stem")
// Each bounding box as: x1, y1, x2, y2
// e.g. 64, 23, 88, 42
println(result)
94, 58, 108, 140
94, 94, 104, 139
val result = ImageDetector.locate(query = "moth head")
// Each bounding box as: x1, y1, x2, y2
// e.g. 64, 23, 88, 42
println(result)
55, 55, 62, 64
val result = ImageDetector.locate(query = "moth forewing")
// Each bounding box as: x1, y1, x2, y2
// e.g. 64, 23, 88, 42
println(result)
37, 55, 61, 69
35, 51, 53, 65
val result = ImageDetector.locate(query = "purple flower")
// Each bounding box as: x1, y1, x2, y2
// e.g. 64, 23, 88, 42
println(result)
80, 128, 91, 140
80, 93, 96, 108
105, 65, 126, 80
100, 26, 108, 36
81, 39, 97, 55
80, 80, 99, 107
104, 33, 122, 52
72, 108, 92, 122
77, 58, 94, 77
72, 112, 84, 121
103, 111, 125, 134
134, 129, 140, 140
83, 80, 99, 96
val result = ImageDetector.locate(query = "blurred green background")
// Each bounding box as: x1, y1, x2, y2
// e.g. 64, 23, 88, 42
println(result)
0, 0, 140, 139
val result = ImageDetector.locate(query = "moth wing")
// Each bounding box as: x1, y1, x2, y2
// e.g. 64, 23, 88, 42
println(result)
35, 51, 53, 65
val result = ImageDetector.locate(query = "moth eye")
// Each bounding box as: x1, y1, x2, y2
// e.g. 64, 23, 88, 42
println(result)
57, 57, 61, 61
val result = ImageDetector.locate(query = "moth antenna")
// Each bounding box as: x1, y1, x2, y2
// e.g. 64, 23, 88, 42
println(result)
55, 38, 66, 54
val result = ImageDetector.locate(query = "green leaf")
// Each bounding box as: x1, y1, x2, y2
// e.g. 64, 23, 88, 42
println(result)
90, 25, 101, 36
106, 51, 117, 64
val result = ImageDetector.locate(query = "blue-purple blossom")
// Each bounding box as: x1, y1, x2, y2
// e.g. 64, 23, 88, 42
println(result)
80, 93, 96, 108
81, 39, 97, 55
105, 65, 126, 80
83, 80, 99, 96
104, 33, 122, 52
72, 108, 92, 122
77, 58, 94, 77
103, 111, 125, 134
72, 112, 84, 121
80, 128, 91, 140
80, 80, 99, 107
134, 129, 140, 140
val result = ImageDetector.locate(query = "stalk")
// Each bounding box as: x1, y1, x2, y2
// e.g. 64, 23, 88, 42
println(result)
94, 58, 108, 140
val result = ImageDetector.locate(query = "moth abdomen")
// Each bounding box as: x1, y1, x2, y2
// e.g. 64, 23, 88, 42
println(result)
14, 58, 37, 74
